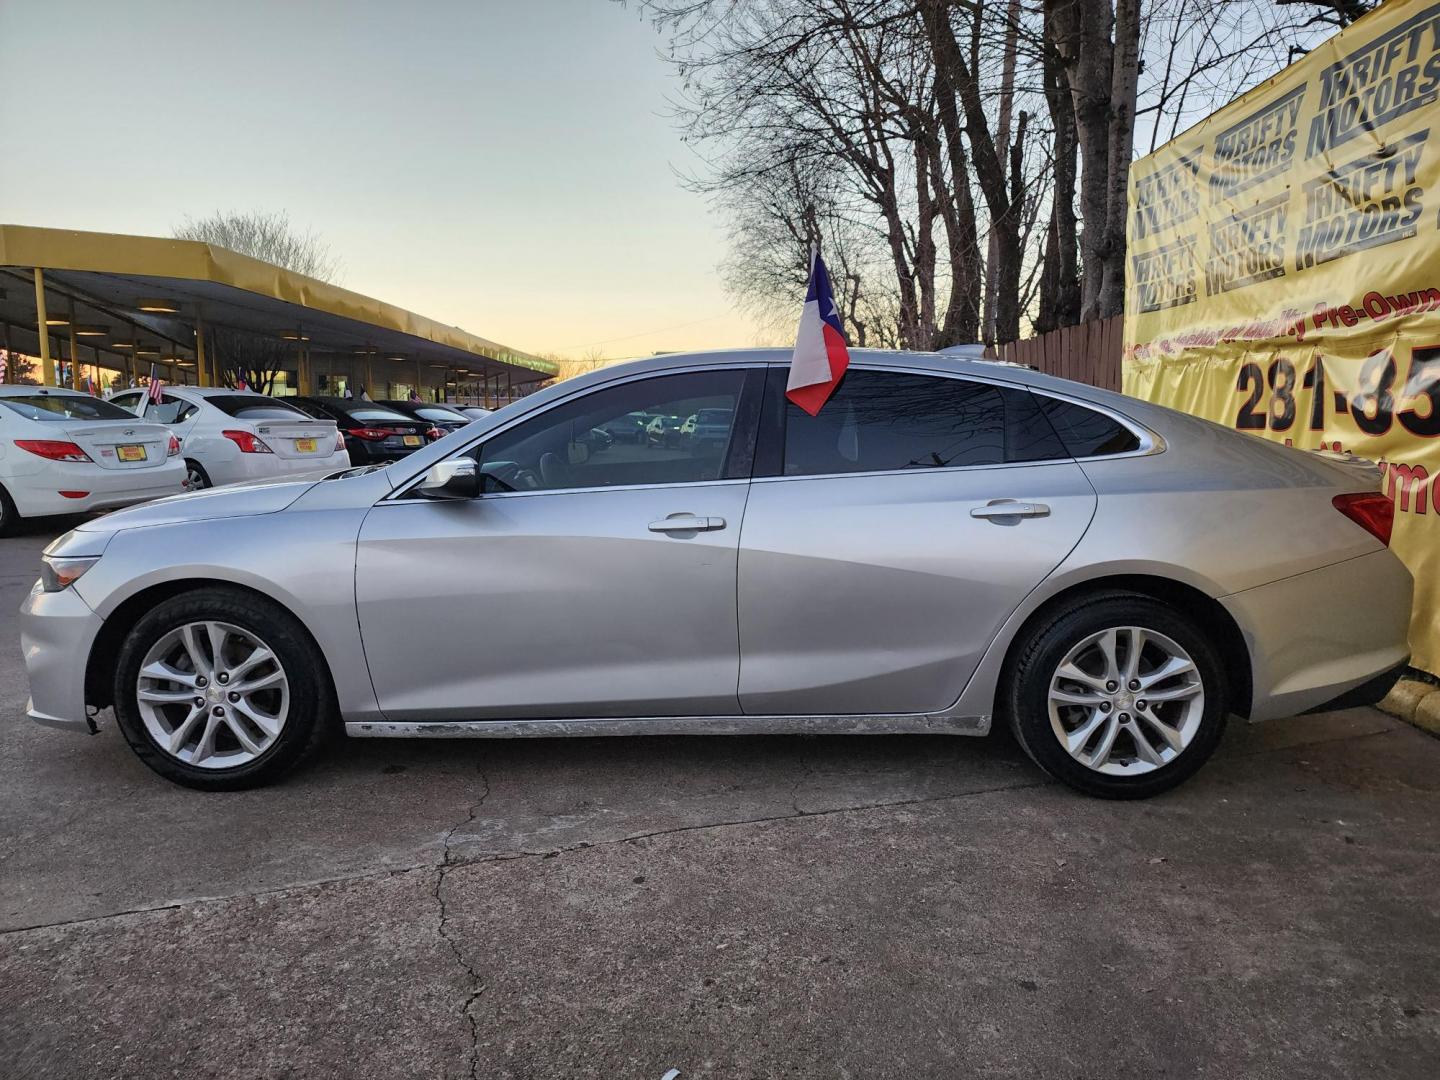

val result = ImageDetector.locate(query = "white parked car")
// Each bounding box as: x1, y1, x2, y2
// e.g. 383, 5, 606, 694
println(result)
109, 387, 349, 490
0, 385, 185, 536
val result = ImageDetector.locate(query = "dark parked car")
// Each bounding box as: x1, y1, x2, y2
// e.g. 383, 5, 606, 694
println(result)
378, 400, 474, 439
290, 397, 429, 464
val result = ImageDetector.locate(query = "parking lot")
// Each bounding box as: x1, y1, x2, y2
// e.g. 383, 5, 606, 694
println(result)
0, 517, 1437, 1079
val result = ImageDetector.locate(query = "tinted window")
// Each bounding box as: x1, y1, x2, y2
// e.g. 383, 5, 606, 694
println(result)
414, 407, 468, 423
346, 406, 411, 422
206, 395, 309, 420
477, 370, 749, 493
781, 371, 1067, 476
0, 393, 137, 422
1037, 396, 1140, 457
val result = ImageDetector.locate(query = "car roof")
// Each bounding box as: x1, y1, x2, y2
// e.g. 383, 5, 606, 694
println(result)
0, 385, 89, 397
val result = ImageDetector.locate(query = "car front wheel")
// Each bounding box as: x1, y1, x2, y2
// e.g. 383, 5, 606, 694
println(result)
1003, 593, 1227, 799
113, 587, 332, 790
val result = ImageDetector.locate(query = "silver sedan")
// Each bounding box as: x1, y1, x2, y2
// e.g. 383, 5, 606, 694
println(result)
20, 349, 1412, 798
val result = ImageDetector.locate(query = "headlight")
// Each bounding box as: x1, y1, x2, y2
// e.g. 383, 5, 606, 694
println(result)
40, 555, 99, 592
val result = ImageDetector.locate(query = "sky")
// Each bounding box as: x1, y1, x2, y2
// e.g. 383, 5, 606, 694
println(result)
0, 0, 766, 361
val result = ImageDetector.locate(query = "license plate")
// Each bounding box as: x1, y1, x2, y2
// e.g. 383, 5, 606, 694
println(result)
116, 445, 146, 462
402, 435, 422, 447
294, 438, 317, 453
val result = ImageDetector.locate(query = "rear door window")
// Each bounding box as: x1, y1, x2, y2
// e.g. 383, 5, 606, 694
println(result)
1035, 396, 1141, 457
778, 369, 1068, 476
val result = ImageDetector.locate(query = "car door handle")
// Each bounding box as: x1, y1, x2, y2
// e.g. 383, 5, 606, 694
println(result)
970, 500, 1051, 520
648, 515, 726, 532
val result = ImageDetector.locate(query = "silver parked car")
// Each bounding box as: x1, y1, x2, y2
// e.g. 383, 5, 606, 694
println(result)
21, 350, 1412, 797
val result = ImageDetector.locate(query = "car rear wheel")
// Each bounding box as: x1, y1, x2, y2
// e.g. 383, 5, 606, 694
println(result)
0, 483, 17, 537
112, 587, 332, 790
1004, 593, 1227, 799
184, 459, 211, 490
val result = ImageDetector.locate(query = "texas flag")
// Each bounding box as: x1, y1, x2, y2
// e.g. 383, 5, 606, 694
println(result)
786, 247, 851, 416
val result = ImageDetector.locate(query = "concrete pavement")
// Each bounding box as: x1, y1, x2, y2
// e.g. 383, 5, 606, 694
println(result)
2, 517, 1438, 1078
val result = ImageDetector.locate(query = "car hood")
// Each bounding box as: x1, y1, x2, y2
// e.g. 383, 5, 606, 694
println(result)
75, 472, 330, 533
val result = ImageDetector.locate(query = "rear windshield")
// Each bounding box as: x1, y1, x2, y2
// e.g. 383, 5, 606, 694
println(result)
347, 406, 411, 422
414, 407, 467, 422
0, 394, 136, 422
205, 395, 310, 420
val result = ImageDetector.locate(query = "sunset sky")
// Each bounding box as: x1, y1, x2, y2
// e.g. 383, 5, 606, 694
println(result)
1, 0, 767, 360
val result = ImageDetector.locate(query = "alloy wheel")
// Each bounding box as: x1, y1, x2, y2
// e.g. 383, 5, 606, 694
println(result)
135, 620, 290, 769
1046, 626, 1205, 776
185, 463, 209, 490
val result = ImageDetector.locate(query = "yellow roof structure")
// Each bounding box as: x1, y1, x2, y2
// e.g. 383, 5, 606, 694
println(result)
0, 223, 555, 389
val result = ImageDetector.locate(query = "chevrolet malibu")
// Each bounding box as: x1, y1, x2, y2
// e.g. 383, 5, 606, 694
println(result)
20, 350, 1412, 797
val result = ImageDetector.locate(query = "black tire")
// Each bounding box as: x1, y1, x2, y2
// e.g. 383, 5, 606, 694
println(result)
0, 483, 17, 538
112, 587, 334, 790
1003, 592, 1227, 799
184, 459, 212, 490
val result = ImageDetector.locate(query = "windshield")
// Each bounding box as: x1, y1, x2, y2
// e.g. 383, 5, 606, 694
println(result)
0, 394, 137, 422
205, 395, 310, 420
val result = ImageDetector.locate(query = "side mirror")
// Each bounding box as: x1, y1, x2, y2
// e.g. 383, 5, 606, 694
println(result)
417, 458, 481, 500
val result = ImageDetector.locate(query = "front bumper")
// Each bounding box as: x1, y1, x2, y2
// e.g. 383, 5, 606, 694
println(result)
20, 580, 104, 733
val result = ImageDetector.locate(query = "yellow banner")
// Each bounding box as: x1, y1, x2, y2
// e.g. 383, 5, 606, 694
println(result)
1124, 0, 1440, 676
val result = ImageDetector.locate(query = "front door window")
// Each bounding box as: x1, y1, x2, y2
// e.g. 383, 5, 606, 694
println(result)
473, 369, 753, 493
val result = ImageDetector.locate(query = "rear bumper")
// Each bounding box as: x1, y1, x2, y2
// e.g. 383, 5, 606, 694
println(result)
6, 458, 187, 517
1222, 548, 1414, 721
210, 448, 351, 484
20, 580, 104, 733
1301, 659, 1409, 714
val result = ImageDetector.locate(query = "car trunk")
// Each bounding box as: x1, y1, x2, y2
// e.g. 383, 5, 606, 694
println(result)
354, 419, 426, 452
250, 418, 341, 461
64, 421, 172, 470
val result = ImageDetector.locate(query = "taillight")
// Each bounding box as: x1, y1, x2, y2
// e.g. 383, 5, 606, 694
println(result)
167, 435, 181, 457
15, 439, 91, 462
347, 427, 392, 441
1333, 491, 1394, 546
334, 431, 346, 451
221, 429, 274, 454
426, 426, 445, 441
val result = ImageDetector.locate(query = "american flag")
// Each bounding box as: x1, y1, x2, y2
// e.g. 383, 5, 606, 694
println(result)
147, 363, 165, 404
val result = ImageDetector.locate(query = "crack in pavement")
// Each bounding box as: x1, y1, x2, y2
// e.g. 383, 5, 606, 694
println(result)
432, 769, 491, 1080
0, 724, 1406, 938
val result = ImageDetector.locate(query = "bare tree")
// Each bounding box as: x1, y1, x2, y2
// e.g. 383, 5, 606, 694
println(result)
172, 210, 340, 393
637, 0, 1364, 341
174, 210, 341, 282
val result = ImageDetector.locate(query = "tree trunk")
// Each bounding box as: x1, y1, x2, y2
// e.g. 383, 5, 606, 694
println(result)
1100, 0, 1140, 319
1038, 31, 1081, 332
983, 0, 1022, 344
1044, 0, 1117, 322
927, 11, 983, 346
921, 0, 1022, 344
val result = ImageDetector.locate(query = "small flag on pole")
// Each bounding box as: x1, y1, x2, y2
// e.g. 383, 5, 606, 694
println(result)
233, 370, 249, 392
147, 363, 165, 404
786, 245, 851, 416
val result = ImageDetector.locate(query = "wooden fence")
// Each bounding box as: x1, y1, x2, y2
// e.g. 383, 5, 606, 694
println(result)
986, 314, 1123, 392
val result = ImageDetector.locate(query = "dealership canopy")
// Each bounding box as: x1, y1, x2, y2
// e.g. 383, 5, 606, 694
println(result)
0, 223, 556, 402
